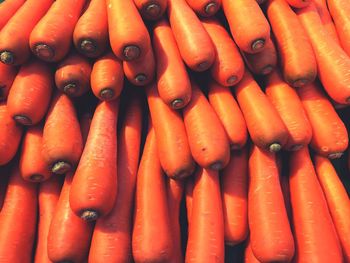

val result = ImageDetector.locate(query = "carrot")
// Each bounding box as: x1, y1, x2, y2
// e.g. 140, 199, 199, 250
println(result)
34, 176, 62, 263
0, 0, 26, 30
222, 0, 270, 53
29, 0, 85, 62
79, 112, 93, 144
285, 0, 311, 8
244, 238, 261, 263
185, 168, 224, 263
314, 155, 350, 262
289, 147, 343, 263
265, 70, 313, 151
0, 63, 17, 101
0, 103, 23, 165
0, 0, 53, 65
147, 83, 195, 179
167, 0, 215, 71
234, 70, 288, 152
132, 127, 174, 262
133, 0, 167, 20
221, 148, 249, 246
153, 19, 192, 109
91, 52, 124, 101
73, 0, 108, 58
7, 60, 53, 126
47, 173, 94, 263
202, 18, 245, 87
42, 91, 83, 174
185, 177, 194, 226
185, 0, 221, 16
107, 0, 151, 61
296, 3, 350, 104
0, 166, 37, 263
208, 80, 248, 150
297, 82, 348, 158
88, 92, 142, 263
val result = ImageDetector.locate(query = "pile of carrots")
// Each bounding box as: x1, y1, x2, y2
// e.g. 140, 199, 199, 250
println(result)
0, 0, 350, 262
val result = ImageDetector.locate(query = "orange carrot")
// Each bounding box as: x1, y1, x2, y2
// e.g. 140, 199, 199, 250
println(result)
185, 168, 224, 263
147, 83, 195, 179
42, 91, 83, 174
0, 0, 26, 30
0, 166, 37, 263
234, 70, 288, 152
91, 52, 124, 101
153, 19, 192, 109
208, 80, 248, 150
29, 0, 86, 62
0, 63, 17, 101
297, 82, 348, 158
202, 18, 245, 86
289, 147, 343, 263
185, 177, 194, 226
0, 0, 53, 65
285, 0, 311, 8
133, 0, 167, 20
73, 0, 108, 58
79, 112, 93, 144
167, 0, 215, 71
185, 0, 221, 16
244, 238, 261, 263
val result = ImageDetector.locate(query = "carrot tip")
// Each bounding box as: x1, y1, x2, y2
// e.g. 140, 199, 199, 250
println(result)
171, 99, 184, 109
80, 39, 97, 54
51, 161, 72, 175
63, 83, 79, 97
227, 76, 238, 85
293, 78, 309, 88
80, 210, 99, 221
261, 65, 274, 75
328, 152, 343, 159
290, 144, 303, 151
205, 2, 218, 15
123, 45, 141, 61
269, 143, 282, 152
145, 3, 161, 18
210, 162, 223, 170
135, 74, 147, 84
0, 51, 14, 65
100, 88, 115, 100
34, 44, 54, 60
251, 39, 265, 51
196, 61, 210, 71
13, 115, 32, 126
29, 174, 44, 182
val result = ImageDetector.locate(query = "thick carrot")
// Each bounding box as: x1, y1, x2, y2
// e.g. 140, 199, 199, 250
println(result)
42, 91, 83, 174
202, 18, 245, 87
289, 147, 343, 263
185, 177, 194, 226
0, 0, 26, 30
88, 93, 142, 263
107, 0, 151, 61
134, 0, 167, 20
185, 168, 224, 263
7, 60, 53, 126
132, 127, 174, 262
265, 70, 313, 151
266, 0, 317, 88
208, 80, 248, 150
244, 238, 261, 263
73, 0, 108, 58
314, 155, 350, 262
185, 0, 221, 16
91, 52, 124, 101
222, 0, 270, 53
167, 0, 215, 71
221, 149, 249, 246
29, 0, 85, 62
296, 3, 350, 104
153, 19, 192, 109
0, 103, 23, 165
34, 176, 62, 263
0, 166, 37, 263
147, 83, 195, 179
0, 0, 53, 65
234, 70, 288, 152
297, 82, 348, 158
285, 0, 311, 8
0, 63, 17, 101
47, 173, 94, 263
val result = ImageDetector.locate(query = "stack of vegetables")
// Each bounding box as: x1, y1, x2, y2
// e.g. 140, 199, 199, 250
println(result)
0, 0, 349, 262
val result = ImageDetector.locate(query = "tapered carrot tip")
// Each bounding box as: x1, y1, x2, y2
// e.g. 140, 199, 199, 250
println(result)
80, 210, 99, 221
13, 115, 32, 126
123, 45, 141, 61
34, 44, 54, 60
172, 99, 184, 109
63, 83, 79, 96
80, 39, 97, 54
290, 144, 303, 151
227, 76, 238, 85
328, 152, 343, 159
29, 174, 44, 182
252, 39, 265, 51
146, 3, 161, 17
293, 79, 309, 88
261, 65, 274, 75
0, 51, 14, 65
51, 161, 72, 175
197, 61, 210, 71
100, 89, 115, 100
135, 74, 147, 84
269, 143, 282, 152
210, 161, 223, 170
205, 2, 219, 15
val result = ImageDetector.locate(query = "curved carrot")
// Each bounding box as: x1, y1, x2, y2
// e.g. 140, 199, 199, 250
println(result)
289, 147, 342, 263
0, 0, 53, 66
285, 0, 311, 8
153, 19, 192, 109
185, 0, 221, 16
73, 0, 108, 58
0, 0, 26, 30
244, 238, 261, 263
0, 63, 17, 101
133, 0, 167, 20
147, 83, 195, 179
91, 52, 124, 101
208, 80, 248, 150
167, 0, 215, 71
185, 177, 194, 226
202, 18, 245, 86
42, 91, 83, 174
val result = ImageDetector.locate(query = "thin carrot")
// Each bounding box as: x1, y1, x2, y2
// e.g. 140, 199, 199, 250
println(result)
0, 63, 17, 101
244, 238, 261, 263
185, 0, 221, 16
133, 0, 167, 20
167, 0, 215, 72
79, 112, 93, 144
0, 0, 54, 65
0, 0, 26, 30
185, 177, 194, 226
285, 0, 311, 8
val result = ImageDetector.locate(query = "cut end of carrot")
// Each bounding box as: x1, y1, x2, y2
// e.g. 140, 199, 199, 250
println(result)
210, 161, 223, 171
261, 65, 274, 75
80, 210, 99, 221
292, 78, 309, 88
51, 161, 72, 175
205, 2, 219, 16
269, 143, 282, 152
13, 115, 32, 126
0, 51, 14, 65
34, 44, 55, 61
100, 88, 115, 101
135, 74, 147, 84
29, 174, 44, 182
328, 152, 344, 159
251, 39, 265, 52
171, 99, 184, 109
290, 144, 303, 151
145, 3, 161, 18
80, 39, 97, 54
196, 61, 210, 72
227, 76, 238, 85
63, 83, 79, 97
123, 45, 141, 61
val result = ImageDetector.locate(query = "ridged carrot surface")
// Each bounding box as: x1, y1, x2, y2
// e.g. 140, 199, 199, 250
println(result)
0, 0, 26, 30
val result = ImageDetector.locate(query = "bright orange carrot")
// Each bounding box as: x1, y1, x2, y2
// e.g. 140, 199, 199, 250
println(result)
91, 52, 124, 101
185, 0, 221, 16
0, 63, 17, 101
167, 0, 215, 71
285, 0, 311, 8
133, 0, 167, 20
0, 166, 37, 263
0, 0, 53, 65
153, 19, 192, 109
0, 0, 26, 30
7, 60, 53, 125
208, 80, 248, 150
42, 91, 83, 174
29, 0, 85, 62
289, 147, 343, 263
186, 168, 224, 263
185, 177, 194, 226
202, 18, 245, 86
297, 82, 348, 158
73, 0, 108, 58
244, 238, 261, 263
234, 70, 288, 152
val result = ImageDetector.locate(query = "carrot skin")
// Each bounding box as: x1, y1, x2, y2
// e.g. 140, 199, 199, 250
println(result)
285, 0, 311, 8
133, 0, 168, 20
244, 238, 261, 263
185, 0, 221, 17
0, 0, 26, 30
0, 63, 17, 101
185, 177, 194, 227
